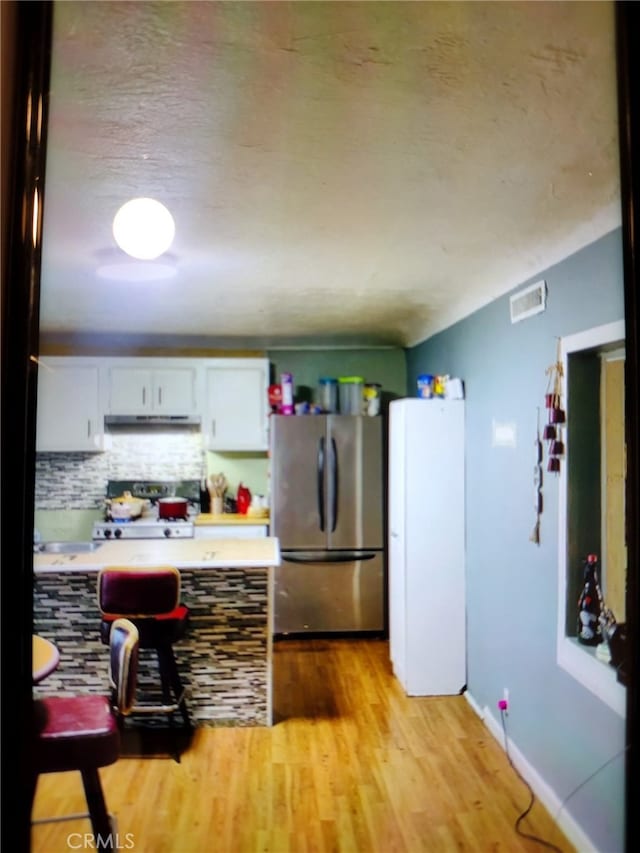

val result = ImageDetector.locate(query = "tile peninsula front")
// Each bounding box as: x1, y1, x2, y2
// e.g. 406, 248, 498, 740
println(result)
33, 538, 280, 726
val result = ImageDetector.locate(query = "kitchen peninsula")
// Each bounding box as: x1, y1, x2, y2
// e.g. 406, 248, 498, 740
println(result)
33, 538, 280, 726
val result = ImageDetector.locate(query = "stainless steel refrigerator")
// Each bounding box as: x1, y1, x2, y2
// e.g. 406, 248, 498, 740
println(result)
270, 414, 385, 634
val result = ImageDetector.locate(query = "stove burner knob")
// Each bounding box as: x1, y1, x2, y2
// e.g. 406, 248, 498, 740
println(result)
114, 528, 122, 538
164, 528, 172, 537
104, 529, 112, 538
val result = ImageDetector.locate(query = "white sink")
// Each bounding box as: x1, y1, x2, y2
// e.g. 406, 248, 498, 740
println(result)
36, 541, 103, 554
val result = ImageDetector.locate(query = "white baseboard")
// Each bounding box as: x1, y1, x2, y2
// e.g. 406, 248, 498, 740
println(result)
463, 687, 484, 719
463, 690, 599, 853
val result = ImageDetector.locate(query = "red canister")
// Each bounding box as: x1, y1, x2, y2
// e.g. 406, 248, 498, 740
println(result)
236, 483, 252, 515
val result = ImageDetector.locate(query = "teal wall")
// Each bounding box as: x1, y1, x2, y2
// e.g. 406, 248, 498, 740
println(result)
267, 348, 406, 413
406, 229, 626, 852
207, 348, 406, 501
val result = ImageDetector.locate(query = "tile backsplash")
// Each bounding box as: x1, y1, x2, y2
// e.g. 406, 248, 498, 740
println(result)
35, 430, 204, 510
35, 452, 108, 510
107, 430, 204, 481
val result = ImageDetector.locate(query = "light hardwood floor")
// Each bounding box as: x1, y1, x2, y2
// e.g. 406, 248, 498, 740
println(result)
31, 638, 574, 853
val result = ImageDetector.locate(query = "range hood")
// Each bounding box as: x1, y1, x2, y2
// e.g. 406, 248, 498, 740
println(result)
104, 414, 201, 428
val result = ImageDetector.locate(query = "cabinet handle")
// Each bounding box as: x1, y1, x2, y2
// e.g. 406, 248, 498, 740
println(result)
158, 386, 162, 406
211, 419, 216, 438
87, 420, 91, 438
142, 387, 146, 406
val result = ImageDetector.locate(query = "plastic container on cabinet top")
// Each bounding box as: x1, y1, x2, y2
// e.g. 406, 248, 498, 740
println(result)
338, 376, 364, 415
318, 377, 338, 413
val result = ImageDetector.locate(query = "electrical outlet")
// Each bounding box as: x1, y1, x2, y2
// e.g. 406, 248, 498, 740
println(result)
497, 688, 509, 714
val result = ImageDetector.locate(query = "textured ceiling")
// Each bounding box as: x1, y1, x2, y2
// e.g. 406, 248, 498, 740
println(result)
39, 0, 621, 349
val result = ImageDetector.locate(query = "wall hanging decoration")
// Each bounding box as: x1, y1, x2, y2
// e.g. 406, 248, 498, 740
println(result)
530, 408, 543, 544
544, 339, 565, 473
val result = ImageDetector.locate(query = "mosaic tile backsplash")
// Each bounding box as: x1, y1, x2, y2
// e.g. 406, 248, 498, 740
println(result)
35, 430, 205, 510
34, 567, 272, 726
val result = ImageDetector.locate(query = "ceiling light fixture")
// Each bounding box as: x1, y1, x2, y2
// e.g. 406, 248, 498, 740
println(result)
112, 197, 175, 260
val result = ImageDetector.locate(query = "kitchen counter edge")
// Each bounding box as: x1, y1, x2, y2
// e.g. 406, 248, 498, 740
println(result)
33, 537, 281, 573
195, 513, 269, 525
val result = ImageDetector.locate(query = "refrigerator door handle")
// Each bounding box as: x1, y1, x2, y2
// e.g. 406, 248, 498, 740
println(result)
329, 437, 338, 532
317, 436, 326, 531
282, 551, 377, 564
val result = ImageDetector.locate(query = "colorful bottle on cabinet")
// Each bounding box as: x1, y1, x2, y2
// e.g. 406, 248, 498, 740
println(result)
417, 374, 434, 398
363, 383, 381, 415
281, 372, 294, 415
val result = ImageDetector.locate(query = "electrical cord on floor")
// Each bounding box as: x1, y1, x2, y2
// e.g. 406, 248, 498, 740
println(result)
500, 707, 564, 852
554, 743, 630, 823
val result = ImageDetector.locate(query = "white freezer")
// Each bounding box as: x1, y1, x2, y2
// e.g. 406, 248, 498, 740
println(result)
388, 398, 466, 695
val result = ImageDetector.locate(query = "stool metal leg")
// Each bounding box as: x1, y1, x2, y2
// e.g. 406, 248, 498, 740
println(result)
156, 644, 191, 762
31, 767, 115, 837
155, 645, 179, 762
80, 768, 113, 848
162, 645, 192, 729
157, 647, 174, 708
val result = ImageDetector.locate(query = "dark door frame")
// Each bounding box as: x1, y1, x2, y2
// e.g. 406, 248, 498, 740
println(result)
616, 3, 640, 848
1, 2, 638, 850
1, 2, 52, 851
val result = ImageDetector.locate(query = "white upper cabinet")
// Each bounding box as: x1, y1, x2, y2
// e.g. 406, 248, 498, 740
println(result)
34, 355, 270, 452
204, 360, 269, 450
36, 359, 103, 452
107, 364, 198, 415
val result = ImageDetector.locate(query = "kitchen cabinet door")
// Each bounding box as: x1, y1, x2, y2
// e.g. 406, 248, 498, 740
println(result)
108, 367, 151, 413
36, 362, 103, 452
204, 361, 269, 450
108, 365, 198, 415
153, 368, 198, 414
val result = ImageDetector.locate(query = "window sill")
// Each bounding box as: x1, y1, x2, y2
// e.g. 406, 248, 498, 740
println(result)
557, 636, 626, 717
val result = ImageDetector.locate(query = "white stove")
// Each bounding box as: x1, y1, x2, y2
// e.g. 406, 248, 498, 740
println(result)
92, 479, 200, 540
92, 516, 195, 540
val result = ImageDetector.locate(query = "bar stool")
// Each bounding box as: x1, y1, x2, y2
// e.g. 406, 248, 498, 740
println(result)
31, 618, 139, 847
97, 566, 192, 759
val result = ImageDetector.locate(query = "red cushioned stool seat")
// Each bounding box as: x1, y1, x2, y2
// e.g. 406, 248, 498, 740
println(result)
99, 606, 189, 645
34, 695, 119, 771
31, 619, 139, 848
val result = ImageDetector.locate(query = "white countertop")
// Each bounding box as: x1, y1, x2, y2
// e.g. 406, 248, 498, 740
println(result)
33, 537, 281, 573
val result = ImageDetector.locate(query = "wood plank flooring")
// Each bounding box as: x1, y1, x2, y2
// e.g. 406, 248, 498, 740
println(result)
31, 638, 574, 853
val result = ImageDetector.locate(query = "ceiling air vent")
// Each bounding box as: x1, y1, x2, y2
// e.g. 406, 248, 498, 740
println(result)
510, 280, 547, 324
